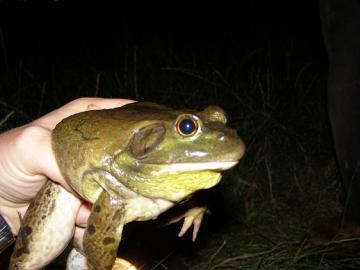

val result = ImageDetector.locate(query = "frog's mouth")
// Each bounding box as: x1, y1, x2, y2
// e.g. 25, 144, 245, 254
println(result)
144, 161, 239, 176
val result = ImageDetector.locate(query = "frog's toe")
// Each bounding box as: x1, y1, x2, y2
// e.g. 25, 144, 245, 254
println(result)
191, 213, 203, 242
112, 258, 137, 270
178, 207, 207, 241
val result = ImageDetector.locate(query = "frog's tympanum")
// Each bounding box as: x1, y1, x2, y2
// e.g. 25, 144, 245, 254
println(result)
9, 102, 245, 270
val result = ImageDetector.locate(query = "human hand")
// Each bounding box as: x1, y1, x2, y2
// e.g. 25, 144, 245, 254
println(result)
0, 97, 134, 234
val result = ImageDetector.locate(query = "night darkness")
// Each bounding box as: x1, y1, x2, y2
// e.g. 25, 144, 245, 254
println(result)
1, 1, 356, 270
0, 1, 325, 109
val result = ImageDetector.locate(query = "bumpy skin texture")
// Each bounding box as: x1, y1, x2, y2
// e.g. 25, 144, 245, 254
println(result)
10, 102, 245, 270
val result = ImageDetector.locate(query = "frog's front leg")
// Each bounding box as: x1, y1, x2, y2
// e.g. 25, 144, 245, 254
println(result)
83, 190, 125, 270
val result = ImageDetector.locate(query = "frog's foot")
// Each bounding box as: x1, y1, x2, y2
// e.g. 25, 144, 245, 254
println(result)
112, 258, 137, 270
67, 249, 137, 270
166, 206, 208, 241
179, 207, 207, 241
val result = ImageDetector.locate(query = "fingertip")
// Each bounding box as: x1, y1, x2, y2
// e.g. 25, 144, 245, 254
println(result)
85, 98, 136, 110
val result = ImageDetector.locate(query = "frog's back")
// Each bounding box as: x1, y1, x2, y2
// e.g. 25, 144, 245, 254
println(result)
53, 102, 174, 154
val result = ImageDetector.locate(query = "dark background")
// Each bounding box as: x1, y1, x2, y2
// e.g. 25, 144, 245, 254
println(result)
0, 0, 326, 110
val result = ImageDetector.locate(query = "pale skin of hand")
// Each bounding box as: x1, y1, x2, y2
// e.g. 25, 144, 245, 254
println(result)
0, 97, 135, 235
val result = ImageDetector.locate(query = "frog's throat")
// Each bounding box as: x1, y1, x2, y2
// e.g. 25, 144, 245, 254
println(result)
110, 158, 225, 201
111, 167, 222, 202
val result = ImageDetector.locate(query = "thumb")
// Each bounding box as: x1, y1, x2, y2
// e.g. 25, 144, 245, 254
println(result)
76, 203, 91, 227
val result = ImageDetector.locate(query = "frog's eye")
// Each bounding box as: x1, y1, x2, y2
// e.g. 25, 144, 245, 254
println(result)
175, 115, 200, 138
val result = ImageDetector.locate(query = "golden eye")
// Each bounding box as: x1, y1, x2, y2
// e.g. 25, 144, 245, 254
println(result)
176, 117, 199, 137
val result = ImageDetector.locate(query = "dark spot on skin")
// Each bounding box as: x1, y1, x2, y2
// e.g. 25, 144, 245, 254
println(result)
93, 205, 101, 213
13, 246, 30, 258
17, 225, 32, 249
22, 226, 32, 236
45, 188, 51, 196
102, 237, 115, 245
87, 224, 96, 235
41, 215, 46, 220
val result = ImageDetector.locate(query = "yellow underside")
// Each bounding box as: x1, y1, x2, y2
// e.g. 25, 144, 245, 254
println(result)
130, 170, 222, 201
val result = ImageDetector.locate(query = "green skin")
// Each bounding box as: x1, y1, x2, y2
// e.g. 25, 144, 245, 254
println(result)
9, 102, 245, 270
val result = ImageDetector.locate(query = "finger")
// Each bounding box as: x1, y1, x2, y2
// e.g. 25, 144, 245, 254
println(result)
29, 126, 72, 190
76, 203, 91, 228
73, 226, 85, 251
9, 123, 70, 193
34, 98, 135, 130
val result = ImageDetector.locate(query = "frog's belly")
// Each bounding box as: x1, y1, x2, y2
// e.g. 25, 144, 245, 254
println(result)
10, 181, 81, 270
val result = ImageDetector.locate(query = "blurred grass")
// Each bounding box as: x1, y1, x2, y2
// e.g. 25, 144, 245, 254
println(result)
1, 42, 357, 269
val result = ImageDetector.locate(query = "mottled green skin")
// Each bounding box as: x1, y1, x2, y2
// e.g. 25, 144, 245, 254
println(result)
10, 102, 245, 270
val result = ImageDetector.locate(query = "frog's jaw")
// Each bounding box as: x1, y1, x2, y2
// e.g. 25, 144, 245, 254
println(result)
142, 161, 238, 176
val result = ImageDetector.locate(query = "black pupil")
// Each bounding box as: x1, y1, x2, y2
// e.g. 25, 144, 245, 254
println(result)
179, 118, 196, 135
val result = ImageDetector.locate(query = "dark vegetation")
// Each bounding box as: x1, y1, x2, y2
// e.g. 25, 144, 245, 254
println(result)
1, 1, 359, 269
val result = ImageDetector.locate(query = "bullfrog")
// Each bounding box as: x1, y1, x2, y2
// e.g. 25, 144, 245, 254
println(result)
9, 102, 245, 270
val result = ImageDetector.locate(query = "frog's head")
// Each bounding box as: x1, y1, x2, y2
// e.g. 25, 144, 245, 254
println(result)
111, 103, 245, 202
